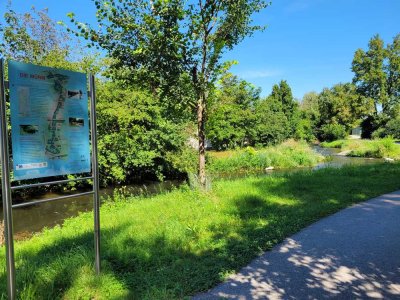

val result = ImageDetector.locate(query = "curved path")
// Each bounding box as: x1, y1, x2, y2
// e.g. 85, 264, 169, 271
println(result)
194, 191, 400, 299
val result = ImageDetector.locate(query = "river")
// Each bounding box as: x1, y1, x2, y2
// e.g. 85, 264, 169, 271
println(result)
0, 146, 383, 240
1, 179, 183, 240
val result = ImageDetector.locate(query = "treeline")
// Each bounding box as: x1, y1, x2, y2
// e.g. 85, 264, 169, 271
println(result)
209, 33, 400, 147
0, 7, 399, 187
207, 76, 300, 149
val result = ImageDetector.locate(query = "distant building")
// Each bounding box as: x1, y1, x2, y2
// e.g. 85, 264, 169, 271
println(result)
188, 137, 212, 150
351, 127, 362, 138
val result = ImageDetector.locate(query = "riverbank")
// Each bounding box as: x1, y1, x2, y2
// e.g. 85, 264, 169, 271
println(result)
320, 138, 400, 159
0, 179, 183, 241
1, 163, 400, 299
209, 140, 324, 173
0, 141, 332, 241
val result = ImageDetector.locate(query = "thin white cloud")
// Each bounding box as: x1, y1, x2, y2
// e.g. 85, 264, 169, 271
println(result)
284, 0, 322, 14
239, 70, 282, 79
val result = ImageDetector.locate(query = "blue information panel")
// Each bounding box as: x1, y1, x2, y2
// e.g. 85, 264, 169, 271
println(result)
8, 61, 91, 180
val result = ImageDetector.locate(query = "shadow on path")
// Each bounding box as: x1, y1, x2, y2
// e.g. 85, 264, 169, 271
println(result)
194, 191, 400, 299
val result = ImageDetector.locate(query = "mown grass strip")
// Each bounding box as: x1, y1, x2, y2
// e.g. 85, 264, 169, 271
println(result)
1, 163, 399, 299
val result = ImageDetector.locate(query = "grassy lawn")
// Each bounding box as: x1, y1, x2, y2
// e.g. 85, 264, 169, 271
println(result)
209, 140, 324, 173
1, 163, 400, 299
320, 137, 400, 159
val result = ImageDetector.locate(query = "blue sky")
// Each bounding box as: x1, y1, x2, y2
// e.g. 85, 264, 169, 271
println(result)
1, 0, 399, 99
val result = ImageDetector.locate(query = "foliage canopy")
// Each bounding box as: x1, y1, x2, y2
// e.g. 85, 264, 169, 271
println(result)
68, 0, 269, 187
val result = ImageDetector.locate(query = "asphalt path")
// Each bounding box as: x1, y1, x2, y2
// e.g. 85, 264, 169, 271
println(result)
194, 191, 400, 299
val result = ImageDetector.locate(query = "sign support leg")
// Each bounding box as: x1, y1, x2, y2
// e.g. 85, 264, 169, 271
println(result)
0, 59, 16, 299
89, 74, 101, 274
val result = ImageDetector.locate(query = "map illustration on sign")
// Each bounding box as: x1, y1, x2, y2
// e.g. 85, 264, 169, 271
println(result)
8, 61, 91, 180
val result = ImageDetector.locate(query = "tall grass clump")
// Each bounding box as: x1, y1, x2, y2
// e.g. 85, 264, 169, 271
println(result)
321, 137, 400, 159
320, 139, 348, 148
347, 138, 400, 159
209, 140, 324, 173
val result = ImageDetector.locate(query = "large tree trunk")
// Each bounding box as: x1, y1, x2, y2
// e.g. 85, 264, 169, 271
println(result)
197, 94, 206, 188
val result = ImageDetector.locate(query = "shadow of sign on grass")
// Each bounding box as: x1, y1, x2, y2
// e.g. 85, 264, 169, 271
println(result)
0, 224, 132, 299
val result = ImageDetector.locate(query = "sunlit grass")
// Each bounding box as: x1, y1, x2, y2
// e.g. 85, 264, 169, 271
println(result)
321, 137, 400, 159
209, 140, 324, 173
1, 163, 400, 299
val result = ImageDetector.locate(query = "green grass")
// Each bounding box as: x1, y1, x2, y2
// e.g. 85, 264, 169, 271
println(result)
321, 137, 400, 159
320, 139, 347, 148
209, 140, 324, 173
1, 163, 400, 299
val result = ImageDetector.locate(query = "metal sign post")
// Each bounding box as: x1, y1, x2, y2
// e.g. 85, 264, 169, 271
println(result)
0, 59, 101, 298
89, 74, 101, 274
0, 58, 17, 300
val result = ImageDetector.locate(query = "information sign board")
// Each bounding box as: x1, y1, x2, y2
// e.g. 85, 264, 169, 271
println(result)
8, 61, 90, 180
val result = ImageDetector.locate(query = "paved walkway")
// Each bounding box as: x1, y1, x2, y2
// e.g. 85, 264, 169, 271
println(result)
194, 191, 400, 299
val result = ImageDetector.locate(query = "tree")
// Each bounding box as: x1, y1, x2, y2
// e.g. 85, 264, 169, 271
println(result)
386, 34, 400, 118
297, 92, 320, 141
68, 0, 268, 188
0, 6, 99, 73
318, 83, 372, 131
300, 92, 320, 124
295, 117, 315, 142
0, 6, 67, 62
254, 96, 289, 146
268, 80, 299, 137
207, 74, 261, 149
352, 34, 400, 117
319, 123, 347, 142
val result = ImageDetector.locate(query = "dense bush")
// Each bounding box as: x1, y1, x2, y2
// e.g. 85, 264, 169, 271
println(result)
382, 118, 400, 139
207, 76, 260, 150
371, 127, 387, 139
319, 123, 347, 142
360, 116, 375, 139
207, 78, 300, 149
295, 118, 315, 142
207, 103, 254, 150
165, 146, 198, 175
360, 115, 389, 139
253, 102, 290, 146
97, 81, 188, 185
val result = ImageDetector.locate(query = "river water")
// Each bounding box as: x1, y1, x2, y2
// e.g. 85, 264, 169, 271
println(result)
312, 146, 382, 168
0, 146, 383, 240
1, 180, 183, 240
